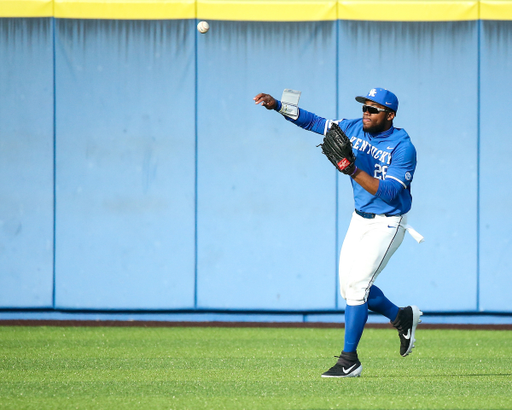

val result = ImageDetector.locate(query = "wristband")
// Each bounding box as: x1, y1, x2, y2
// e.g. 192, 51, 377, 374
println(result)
278, 88, 301, 120
349, 165, 358, 177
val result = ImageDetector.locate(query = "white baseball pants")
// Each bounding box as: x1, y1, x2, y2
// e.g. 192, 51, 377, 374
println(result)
339, 211, 407, 306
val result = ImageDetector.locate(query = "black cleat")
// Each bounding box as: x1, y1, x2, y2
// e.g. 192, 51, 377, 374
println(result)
392, 305, 423, 357
321, 351, 362, 378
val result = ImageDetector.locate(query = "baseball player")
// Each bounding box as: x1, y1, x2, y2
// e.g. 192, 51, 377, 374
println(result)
254, 88, 423, 378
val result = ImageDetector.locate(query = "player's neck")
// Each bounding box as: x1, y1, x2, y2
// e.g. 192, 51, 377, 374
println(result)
367, 123, 394, 137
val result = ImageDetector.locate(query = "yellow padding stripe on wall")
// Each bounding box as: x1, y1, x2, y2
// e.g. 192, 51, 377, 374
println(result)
481, 0, 512, 19
339, 1, 479, 22
54, 0, 195, 19
0, 0, 53, 17
197, 0, 336, 22
1, 0, 512, 20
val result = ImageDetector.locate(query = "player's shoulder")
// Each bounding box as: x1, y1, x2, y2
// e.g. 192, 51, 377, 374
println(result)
388, 127, 417, 163
391, 126, 410, 139
390, 127, 415, 148
339, 118, 363, 133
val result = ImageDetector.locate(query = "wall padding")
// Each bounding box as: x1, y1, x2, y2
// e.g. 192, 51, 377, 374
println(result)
54, 19, 197, 309
0, 18, 55, 308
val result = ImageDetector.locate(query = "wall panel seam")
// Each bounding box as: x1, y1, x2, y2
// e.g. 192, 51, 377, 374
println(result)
52, 17, 57, 309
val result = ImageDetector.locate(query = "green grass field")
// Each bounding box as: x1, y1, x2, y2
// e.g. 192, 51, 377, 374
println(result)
1, 325, 511, 409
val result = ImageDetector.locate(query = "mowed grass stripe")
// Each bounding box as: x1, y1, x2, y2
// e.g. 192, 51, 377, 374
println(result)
1, 326, 511, 409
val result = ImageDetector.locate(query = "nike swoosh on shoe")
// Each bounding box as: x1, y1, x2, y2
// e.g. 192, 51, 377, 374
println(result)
403, 329, 411, 340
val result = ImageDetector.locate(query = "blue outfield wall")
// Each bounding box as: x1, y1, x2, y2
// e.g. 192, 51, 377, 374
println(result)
54, 19, 197, 309
479, 20, 512, 312
0, 18, 55, 308
0, 17, 511, 321
196, 21, 338, 311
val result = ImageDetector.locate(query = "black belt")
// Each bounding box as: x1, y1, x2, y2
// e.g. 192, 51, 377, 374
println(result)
355, 209, 400, 219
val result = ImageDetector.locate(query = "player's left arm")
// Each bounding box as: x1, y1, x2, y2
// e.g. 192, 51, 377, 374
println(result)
351, 141, 417, 198
350, 168, 380, 195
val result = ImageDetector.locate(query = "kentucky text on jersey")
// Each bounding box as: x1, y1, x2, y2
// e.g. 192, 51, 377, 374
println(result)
350, 137, 392, 165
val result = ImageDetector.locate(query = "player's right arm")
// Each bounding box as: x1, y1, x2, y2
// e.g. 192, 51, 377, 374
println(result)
254, 93, 328, 135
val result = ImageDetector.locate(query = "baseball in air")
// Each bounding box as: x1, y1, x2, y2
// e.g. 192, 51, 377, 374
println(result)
197, 21, 210, 34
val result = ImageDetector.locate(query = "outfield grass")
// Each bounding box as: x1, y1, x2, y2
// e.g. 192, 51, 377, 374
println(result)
0, 325, 511, 409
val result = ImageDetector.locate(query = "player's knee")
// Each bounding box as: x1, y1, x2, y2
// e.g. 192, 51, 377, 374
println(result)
340, 281, 367, 305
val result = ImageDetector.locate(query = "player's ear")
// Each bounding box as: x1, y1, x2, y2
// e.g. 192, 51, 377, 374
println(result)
387, 111, 396, 121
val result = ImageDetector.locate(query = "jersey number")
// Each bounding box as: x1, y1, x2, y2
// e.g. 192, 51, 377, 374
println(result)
374, 165, 388, 180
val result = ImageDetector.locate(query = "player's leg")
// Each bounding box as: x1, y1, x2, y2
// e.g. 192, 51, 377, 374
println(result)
391, 305, 423, 357
367, 284, 422, 356
367, 285, 399, 321
322, 213, 373, 378
322, 214, 366, 378
323, 213, 406, 378
343, 303, 368, 352
321, 303, 366, 378
362, 214, 423, 357
340, 214, 406, 308
339, 215, 372, 356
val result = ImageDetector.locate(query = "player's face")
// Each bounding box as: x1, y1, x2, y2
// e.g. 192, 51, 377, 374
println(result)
362, 101, 395, 134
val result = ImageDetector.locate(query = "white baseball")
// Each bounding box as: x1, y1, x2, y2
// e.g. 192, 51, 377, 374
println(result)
197, 21, 209, 34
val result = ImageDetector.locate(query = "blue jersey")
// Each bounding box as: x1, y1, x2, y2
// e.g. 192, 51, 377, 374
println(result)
276, 102, 417, 215
339, 118, 416, 215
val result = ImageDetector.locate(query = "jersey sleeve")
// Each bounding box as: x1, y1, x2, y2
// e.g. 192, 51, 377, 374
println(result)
273, 100, 329, 135
375, 178, 404, 203
384, 140, 417, 189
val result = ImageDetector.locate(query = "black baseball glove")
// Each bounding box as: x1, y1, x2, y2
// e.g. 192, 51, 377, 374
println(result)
318, 123, 356, 175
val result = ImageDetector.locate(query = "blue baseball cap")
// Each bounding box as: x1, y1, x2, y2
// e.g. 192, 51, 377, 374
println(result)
355, 88, 398, 112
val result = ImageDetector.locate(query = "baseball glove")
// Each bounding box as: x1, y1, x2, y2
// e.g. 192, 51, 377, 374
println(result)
318, 123, 356, 175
